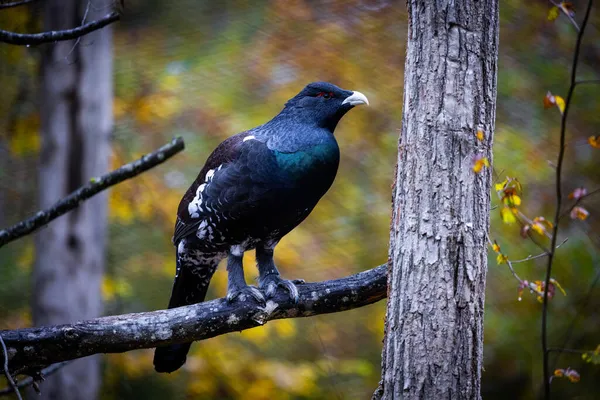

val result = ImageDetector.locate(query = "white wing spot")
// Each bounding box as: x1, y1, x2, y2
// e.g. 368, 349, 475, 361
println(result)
243, 135, 256, 142
196, 220, 209, 239
188, 184, 205, 218
205, 169, 215, 181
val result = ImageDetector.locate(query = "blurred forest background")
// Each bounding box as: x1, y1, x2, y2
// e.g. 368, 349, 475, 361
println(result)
1, 0, 599, 399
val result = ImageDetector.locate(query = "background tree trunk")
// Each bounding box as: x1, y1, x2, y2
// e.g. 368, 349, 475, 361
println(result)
33, 0, 113, 399
376, 1, 498, 399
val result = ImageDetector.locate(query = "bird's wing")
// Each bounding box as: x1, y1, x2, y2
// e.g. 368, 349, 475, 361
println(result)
172, 133, 281, 245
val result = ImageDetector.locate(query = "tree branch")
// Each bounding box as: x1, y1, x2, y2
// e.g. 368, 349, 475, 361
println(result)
0, 137, 185, 248
0, 11, 119, 46
0, 362, 69, 397
0, 0, 37, 10
0, 336, 21, 400
542, 0, 593, 397
0, 265, 387, 374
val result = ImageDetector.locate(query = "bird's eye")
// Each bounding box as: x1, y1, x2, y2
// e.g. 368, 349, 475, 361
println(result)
315, 92, 334, 99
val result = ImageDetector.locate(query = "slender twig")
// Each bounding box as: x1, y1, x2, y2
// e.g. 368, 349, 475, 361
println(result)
64, 0, 93, 63
0, 362, 69, 397
542, 1, 593, 398
575, 79, 600, 86
0, 12, 119, 46
550, 0, 581, 31
547, 347, 588, 354
559, 187, 600, 221
0, 0, 36, 9
505, 260, 523, 282
511, 238, 568, 264
0, 265, 387, 373
0, 137, 185, 248
0, 335, 22, 400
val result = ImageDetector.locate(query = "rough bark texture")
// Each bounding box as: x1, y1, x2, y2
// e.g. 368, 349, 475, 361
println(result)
33, 1, 113, 399
376, 1, 498, 399
2, 265, 386, 373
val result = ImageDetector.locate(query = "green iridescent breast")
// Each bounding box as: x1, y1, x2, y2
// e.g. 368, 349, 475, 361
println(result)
274, 142, 339, 176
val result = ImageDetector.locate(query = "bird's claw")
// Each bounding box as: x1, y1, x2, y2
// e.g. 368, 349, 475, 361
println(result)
259, 275, 304, 303
226, 285, 265, 304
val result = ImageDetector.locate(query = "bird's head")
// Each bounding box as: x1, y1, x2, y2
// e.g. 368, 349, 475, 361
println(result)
282, 82, 369, 131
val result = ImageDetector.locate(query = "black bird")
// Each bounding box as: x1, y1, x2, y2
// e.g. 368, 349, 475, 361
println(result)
153, 82, 368, 373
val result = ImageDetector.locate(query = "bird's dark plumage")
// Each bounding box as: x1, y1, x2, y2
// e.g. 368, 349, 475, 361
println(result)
153, 82, 368, 373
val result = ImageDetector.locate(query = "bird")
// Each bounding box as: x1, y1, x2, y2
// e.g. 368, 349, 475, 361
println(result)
153, 81, 368, 373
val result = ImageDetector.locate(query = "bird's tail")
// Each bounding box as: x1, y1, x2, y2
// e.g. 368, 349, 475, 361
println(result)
153, 255, 216, 373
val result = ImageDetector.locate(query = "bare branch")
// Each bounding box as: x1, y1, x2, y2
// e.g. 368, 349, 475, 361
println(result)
511, 238, 568, 264
0, 336, 22, 400
0, 12, 119, 46
542, 0, 594, 397
0, 0, 36, 9
0, 362, 69, 397
0, 137, 185, 248
559, 187, 600, 221
0, 265, 387, 374
575, 79, 600, 86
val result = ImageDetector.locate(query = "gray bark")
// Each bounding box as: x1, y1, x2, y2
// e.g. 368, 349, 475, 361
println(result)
376, 1, 498, 399
33, 0, 112, 399
2, 264, 386, 373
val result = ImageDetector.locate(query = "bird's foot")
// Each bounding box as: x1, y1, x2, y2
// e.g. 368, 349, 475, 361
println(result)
259, 274, 305, 303
226, 284, 265, 304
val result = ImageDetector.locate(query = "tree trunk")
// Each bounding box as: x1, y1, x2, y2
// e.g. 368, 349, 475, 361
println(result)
375, 1, 498, 399
33, 0, 113, 399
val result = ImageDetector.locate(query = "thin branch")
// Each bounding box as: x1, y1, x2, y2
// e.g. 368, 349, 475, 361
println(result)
542, 0, 593, 398
511, 238, 568, 264
0, 12, 120, 46
0, 362, 69, 397
0, 0, 36, 9
0, 336, 22, 400
0, 137, 185, 248
550, 0, 581, 31
547, 347, 588, 354
559, 187, 600, 221
505, 260, 523, 283
0, 265, 387, 374
574, 79, 600, 86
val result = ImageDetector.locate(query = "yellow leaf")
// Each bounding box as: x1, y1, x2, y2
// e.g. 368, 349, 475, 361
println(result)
531, 222, 545, 235
500, 207, 517, 224
492, 241, 501, 253
550, 278, 567, 296
496, 253, 508, 265
554, 95, 566, 114
570, 206, 589, 220
495, 179, 507, 192
476, 130, 484, 141
548, 6, 560, 21
473, 156, 489, 173
588, 135, 600, 148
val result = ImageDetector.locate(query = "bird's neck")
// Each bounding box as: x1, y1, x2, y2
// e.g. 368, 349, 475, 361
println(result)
258, 113, 338, 153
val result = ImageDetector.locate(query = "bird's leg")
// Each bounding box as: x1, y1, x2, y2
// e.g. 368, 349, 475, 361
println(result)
226, 252, 264, 304
256, 246, 304, 303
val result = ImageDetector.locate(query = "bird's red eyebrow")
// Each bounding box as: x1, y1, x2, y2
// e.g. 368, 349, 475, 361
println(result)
315, 92, 334, 97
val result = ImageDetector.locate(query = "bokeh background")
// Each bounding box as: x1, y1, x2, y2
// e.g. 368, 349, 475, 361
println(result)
1, 0, 599, 399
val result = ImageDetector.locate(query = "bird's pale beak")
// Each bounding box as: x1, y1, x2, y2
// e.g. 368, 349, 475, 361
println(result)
342, 91, 369, 106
